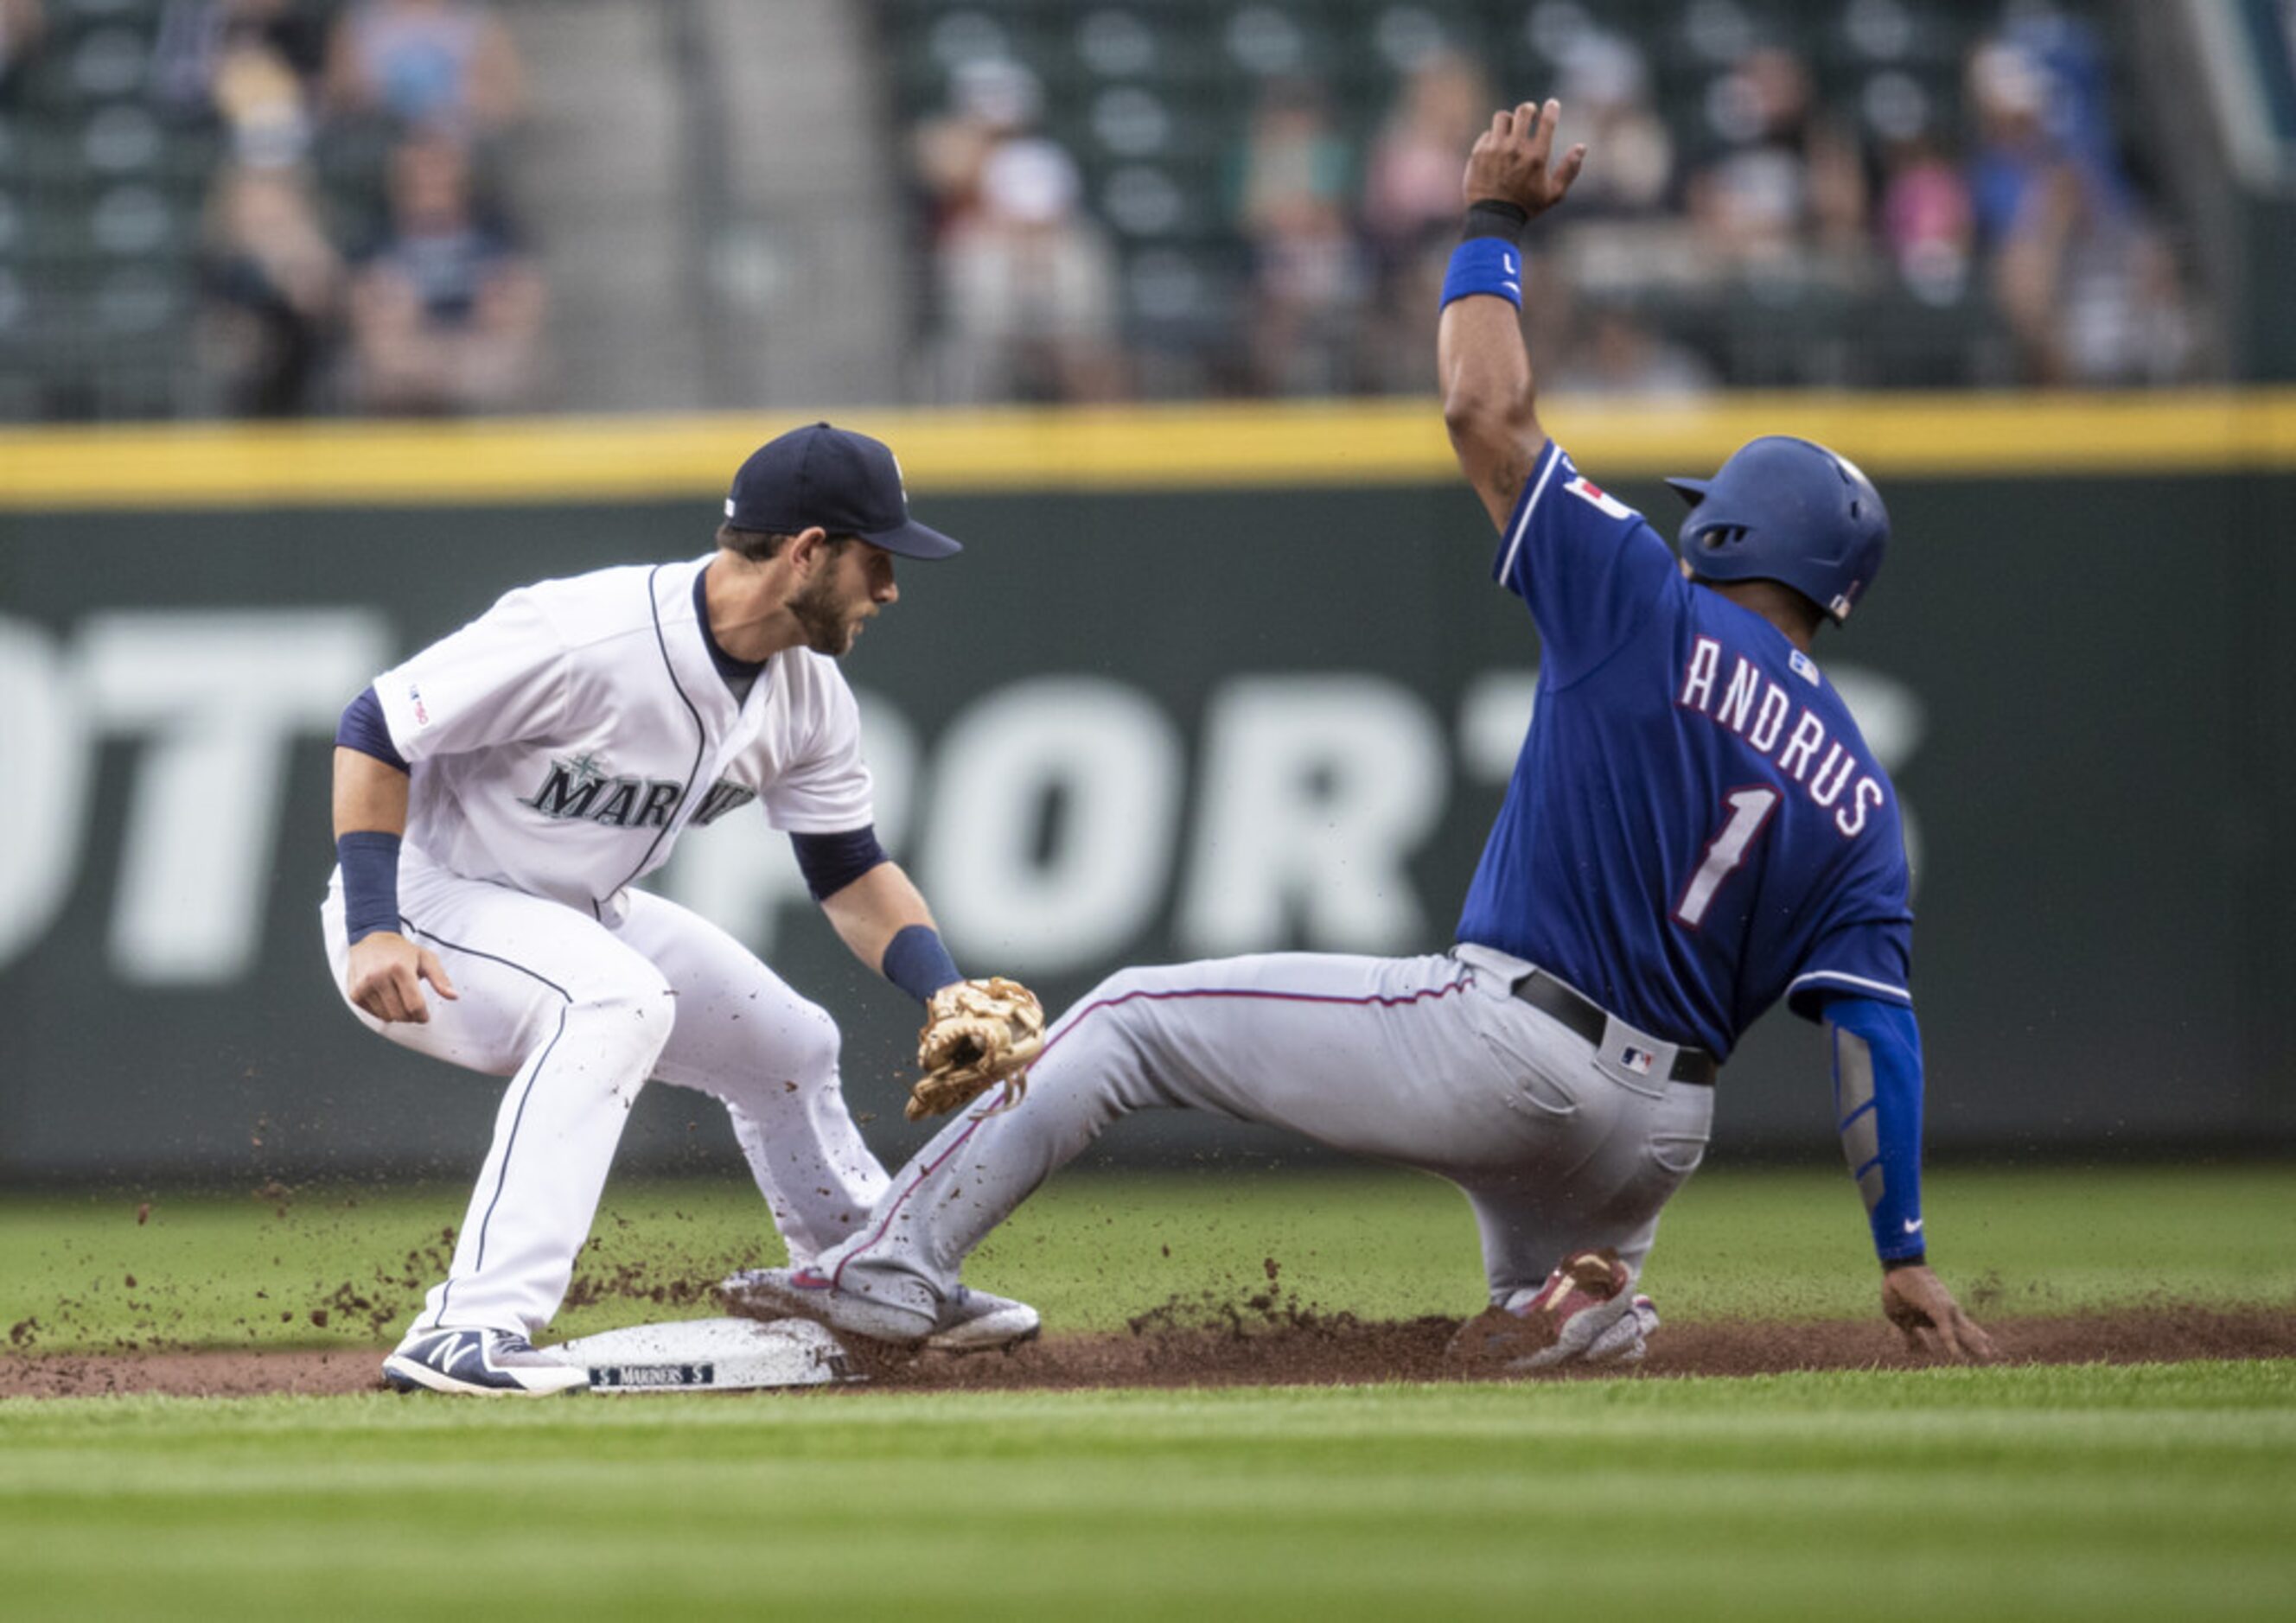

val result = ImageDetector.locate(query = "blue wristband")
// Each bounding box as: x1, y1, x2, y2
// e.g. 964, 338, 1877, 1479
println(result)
337, 831, 403, 945
1440, 238, 1524, 310
882, 924, 961, 1004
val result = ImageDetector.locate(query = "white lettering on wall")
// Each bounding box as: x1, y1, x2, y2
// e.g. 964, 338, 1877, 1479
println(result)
0, 611, 1938, 989
923, 677, 1183, 971
78, 612, 392, 983
1178, 676, 1445, 955
0, 620, 92, 968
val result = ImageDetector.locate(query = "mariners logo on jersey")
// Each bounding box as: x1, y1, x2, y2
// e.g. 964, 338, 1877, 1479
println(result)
521, 753, 685, 830
370, 556, 874, 912
691, 780, 759, 826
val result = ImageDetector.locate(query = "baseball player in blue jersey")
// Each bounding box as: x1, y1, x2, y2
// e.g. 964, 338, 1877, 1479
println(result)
325, 423, 1043, 1396
730, 102, 1994, 1368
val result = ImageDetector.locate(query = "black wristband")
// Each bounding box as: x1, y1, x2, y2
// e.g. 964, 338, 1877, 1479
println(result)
1882, 1252, 1927, 1272
1463, 200, 1529, 245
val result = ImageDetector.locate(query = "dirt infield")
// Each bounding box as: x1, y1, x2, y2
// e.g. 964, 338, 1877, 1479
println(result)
6, 1307, 2292, 1400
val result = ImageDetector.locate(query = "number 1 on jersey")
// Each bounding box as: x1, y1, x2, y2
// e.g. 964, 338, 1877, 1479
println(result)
1675, 786, 1782, 929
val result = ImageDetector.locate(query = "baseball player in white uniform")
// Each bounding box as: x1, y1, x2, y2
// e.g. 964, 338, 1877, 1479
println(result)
325, 423, 1040, 1396
728, 105, 1994, 1372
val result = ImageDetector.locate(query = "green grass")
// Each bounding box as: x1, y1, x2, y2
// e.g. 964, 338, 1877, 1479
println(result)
1, 1364, 2291, 1620
3, 1165, 2293, 1620
3, 1164, 2292, 1353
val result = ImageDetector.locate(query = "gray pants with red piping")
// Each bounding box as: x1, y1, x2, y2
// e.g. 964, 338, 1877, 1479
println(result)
814, 948, 1713, 1309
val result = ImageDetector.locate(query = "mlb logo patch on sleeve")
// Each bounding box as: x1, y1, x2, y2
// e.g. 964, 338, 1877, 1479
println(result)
1566, 476, 1634, 519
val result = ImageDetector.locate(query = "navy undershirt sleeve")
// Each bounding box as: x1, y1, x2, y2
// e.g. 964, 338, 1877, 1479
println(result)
790, 825, 890, 901
1823, 993, 1928, 1263
335, 686, 409, 773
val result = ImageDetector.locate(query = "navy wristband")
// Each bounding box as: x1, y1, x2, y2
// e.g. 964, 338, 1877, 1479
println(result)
882, 924, 961, 1004
337, 831, 403, 945
1440, 237, 1524, 310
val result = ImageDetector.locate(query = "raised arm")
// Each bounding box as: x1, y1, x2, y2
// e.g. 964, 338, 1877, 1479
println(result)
1439, 99, 1585, 531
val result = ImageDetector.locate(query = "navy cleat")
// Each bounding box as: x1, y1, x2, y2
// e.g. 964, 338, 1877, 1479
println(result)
381, 1326, 588, 1397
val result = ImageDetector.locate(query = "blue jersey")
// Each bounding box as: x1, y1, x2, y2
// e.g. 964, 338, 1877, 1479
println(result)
1456, 440, 1914, 1059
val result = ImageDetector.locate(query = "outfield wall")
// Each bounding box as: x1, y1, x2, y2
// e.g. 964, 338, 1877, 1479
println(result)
3, 394, 2292, 1181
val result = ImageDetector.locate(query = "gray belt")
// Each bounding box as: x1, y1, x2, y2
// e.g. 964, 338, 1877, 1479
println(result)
1511, 971, 1719, 1087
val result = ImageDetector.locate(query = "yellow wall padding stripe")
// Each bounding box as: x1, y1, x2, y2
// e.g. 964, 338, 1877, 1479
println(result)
3, 391, 2293, 510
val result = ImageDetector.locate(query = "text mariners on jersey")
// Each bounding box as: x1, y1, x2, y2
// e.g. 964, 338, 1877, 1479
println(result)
520, 754, 756, 829
1675, 635, 1886, 838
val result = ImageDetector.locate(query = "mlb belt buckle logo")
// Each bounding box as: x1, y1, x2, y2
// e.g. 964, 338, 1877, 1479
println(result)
1618, 1044, 1656, 1076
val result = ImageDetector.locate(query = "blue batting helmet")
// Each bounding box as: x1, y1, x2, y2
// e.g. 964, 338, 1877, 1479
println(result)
1665, 436, 1889, 624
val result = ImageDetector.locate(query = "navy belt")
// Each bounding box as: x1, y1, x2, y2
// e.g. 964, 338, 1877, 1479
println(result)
1511, 971, 1719, 1087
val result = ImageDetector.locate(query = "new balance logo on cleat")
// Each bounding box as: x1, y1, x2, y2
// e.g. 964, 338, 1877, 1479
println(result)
382, 1326, 587, 1397
424, 1330, 480, 1372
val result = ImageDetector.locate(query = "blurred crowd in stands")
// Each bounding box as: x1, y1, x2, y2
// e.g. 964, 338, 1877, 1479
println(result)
182, 0, 540, 414
0, 1, 2215, 420
899, 2, 2200, 404
2, 0, 544, 417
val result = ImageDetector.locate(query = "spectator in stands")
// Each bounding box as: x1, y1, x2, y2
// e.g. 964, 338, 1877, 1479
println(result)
1966, 30, 2191, 385
0, 0, 43, 103
1362, 51, 1489, 258
934, 132, 1124, 404
1233, 78, 1364, 395
347, 131, 544, 412
325, 0, 523, 139
912, 57, 1042, 247
199, 158, 344, 414
1687, 45, 1866, 271
1360, 52, 1489, 391
1547, 300, 1719, 400
1876, 130, 1973, 307
156, 0, 331, 164
1551, 31, 1673, 220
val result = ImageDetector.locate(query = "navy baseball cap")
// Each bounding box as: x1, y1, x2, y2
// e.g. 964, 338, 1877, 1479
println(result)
724, 423, 961, 559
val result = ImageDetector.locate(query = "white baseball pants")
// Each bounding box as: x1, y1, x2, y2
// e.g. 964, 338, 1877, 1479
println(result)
323, 854, 888, 1339
815, 950, 1714, 1310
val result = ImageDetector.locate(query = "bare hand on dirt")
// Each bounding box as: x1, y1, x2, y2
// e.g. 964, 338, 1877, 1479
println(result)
1882, 1263, 1998, 1362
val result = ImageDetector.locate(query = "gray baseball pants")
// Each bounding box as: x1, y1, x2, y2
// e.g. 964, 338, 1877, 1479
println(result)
815, 947, 1714, 1309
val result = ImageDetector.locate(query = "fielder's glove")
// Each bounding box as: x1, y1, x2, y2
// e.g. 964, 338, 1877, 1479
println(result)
908, 976, 1046, 1122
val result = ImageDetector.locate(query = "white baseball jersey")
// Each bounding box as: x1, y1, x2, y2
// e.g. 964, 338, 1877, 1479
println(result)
329, 551, 893, 1340
373, 555, 873, 915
